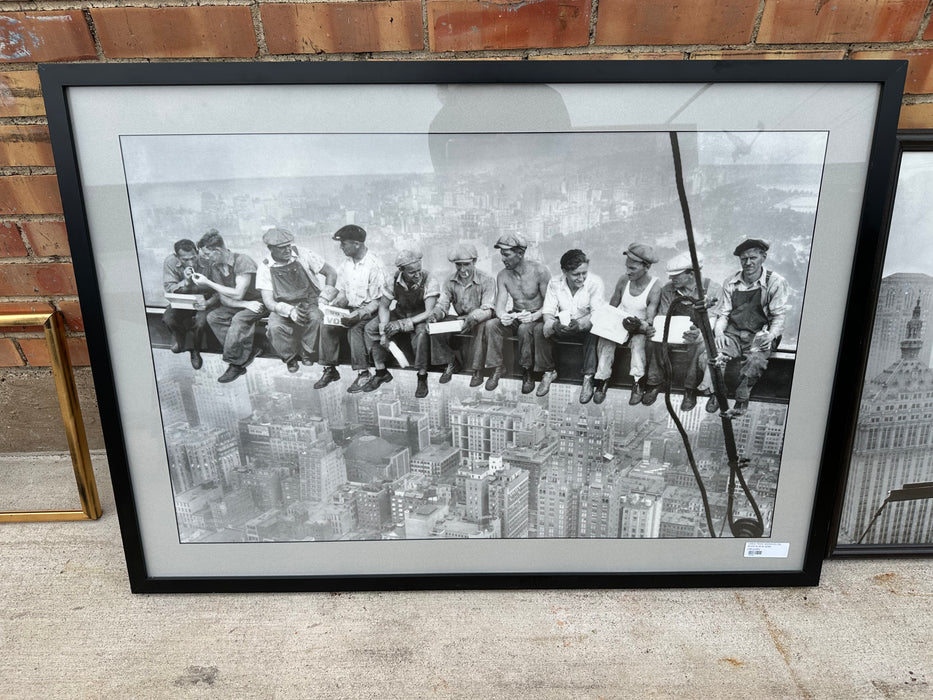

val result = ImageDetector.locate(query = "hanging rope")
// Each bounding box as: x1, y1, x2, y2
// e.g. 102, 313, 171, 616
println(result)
667, 131, 764, 539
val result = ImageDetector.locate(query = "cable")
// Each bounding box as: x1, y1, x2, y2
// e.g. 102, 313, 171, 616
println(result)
667, 131, 764, 540
660, 298, 716, 536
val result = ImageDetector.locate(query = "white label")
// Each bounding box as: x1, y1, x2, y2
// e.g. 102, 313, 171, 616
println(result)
744, 542, 790, 558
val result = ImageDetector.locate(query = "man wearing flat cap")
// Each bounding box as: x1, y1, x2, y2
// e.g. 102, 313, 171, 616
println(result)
593, 243, 661, 406
191, 229, 267, 383
430, 243, 497, 387
363, 248, 440, 397
714, 238, 789, 415
316, 224, 387, 392
486, 233, 552, 394
642, 251, 721, 412
255, 227, 338, 374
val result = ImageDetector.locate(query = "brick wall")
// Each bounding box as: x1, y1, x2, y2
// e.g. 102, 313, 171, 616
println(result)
1, 1, 931, 449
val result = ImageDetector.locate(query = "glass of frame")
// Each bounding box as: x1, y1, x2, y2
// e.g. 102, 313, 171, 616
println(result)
40, 60, 904, 592
830, 131, 933, 557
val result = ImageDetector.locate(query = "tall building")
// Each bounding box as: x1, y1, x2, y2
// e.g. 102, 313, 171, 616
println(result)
839, 299, 933, 544
578, 470, 623, 538
864, 273, 933, 380
377, 399, 430, 453
619, 493, 663, 538
238, 412, 328, 470
556, 407, 613, 487
537, 465, 578, 538
488, 466, 530, 538
298, 438, 347, 503
165, 423, 241, 492
449, 399, 547, 467
502, 439, 557, 536
192, 376, 253, 434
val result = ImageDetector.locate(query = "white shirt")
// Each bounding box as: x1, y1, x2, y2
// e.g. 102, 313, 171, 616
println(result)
338, 250, 386, 309
541, 273, 605, 334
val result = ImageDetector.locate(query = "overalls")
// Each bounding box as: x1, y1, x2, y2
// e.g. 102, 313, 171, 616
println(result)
266, 258, 323, 364
366, 274, 431, 371
721, 277, 774, 401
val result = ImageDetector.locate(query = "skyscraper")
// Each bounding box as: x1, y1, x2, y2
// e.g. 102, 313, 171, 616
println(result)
864, 273, 933, 380
488, 465, 530, 538
840, 299, 933, 544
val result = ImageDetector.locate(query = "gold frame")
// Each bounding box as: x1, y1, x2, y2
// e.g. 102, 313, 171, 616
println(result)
0, 310, 102, 522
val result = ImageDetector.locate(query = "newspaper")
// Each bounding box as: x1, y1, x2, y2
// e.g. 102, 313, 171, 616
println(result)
590, 304, 629, 345
320, 304, 351, 326
651, 315, 695, 345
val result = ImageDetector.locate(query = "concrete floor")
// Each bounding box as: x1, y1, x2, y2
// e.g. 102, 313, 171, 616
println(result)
1, 452, 931, 699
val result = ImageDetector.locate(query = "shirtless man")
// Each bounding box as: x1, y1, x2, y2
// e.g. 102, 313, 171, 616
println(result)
593, 243, 661, 405
485, 233, 552, 394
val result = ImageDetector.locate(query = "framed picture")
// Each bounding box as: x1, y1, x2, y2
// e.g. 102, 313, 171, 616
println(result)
41, 60, 904, 592
829, 131, 933, 557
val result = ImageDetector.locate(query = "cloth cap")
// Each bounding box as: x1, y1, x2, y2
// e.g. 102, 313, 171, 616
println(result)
262, 228, 294, 246
624, 243, 659, 265
332, 225, 367, 242
733, 238, 769, 256
448, 243, 478, 263
666, 251, 703, 275
494, 233, 528, 250
395, 249, 423, 267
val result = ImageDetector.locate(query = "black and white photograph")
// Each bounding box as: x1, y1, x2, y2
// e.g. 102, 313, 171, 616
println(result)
42, 60, 904, 589
833, 132, 933, 554
124, 128, 824, 545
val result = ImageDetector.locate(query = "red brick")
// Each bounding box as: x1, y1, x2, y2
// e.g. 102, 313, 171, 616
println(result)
0, 125, 54, 167
758, 0, 927, 44
0, 337, 23, 366
18, 336, 90, 367
531, 52, 684, 60
926, 19, 933, 40
263, 2, 423, 54
55, 301, 83, 332
428, 0, 590, 52
0, 71, 44, 118
0, 221, 27, 257
0, 11, 96, 63
0, 262, 77, 296
851, 50, 933, 96
595, 0, 756, 46
20, 221, 69, 257
899, 103, 933, 129
693, 49, 847, 60
91, 6, 258, 59
0, 175, 62, 215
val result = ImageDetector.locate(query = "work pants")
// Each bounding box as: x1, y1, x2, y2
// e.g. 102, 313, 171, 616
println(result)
646, 339, 710, 392
486, 318, 553, 372
163, 307, 209, 350
206, 305, 266, 367
595, 334, 645, 382
364, 314, 430, 372
319, 308, 375, 371
266, 306, 323, 363
430, 316, 494, 370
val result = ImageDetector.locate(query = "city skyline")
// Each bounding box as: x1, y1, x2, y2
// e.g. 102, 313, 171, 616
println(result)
155, 349, 782, 543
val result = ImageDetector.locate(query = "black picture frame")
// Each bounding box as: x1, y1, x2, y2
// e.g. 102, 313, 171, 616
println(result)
829, 130, 933, 557
40, 59, 905, 592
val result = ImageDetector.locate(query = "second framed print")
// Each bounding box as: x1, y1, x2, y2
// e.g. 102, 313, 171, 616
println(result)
41, 60, 905, 591
830, 131, 933, 557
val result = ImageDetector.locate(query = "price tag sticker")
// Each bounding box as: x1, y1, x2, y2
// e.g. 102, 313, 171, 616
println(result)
744, 542, 789, 558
